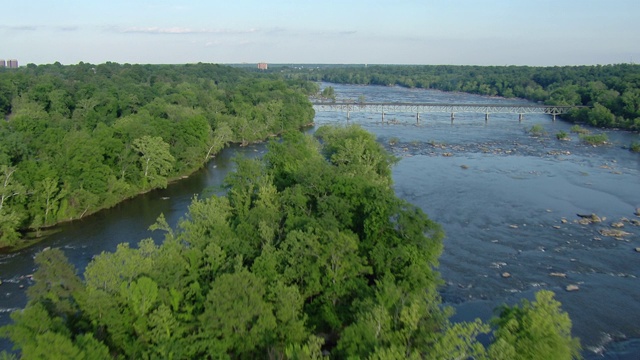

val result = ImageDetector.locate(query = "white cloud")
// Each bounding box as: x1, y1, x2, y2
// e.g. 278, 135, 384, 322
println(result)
57, 26, 78, 32
0, 25, 38, 31
116, 26, 258, 35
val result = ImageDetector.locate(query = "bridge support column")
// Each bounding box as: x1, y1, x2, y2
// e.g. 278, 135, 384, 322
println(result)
519, 113, 524, 123
381, 111, 385, 123
347, 109, 350, 121
485, 113, 489, 123
451, 112, 455, 124
552, 114, 556, 122
416, 112, 420, 124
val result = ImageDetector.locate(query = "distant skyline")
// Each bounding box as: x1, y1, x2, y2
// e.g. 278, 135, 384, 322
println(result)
2, 0, 639, 66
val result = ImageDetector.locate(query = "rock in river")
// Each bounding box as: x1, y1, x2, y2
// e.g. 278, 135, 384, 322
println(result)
577, 213, 602, 223
566, 284, 580, 292
550, 272, 567, 278
599, 229, 631, 238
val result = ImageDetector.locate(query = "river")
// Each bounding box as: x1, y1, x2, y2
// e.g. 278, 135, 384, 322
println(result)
2, 83, 640, 358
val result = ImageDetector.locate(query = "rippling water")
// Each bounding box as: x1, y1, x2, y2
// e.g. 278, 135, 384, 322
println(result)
1, 83, 639, 358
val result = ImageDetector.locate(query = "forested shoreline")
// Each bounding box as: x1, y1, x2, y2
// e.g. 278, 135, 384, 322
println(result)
3, 62, 638, 249
279, 64, 640, 130
1, 127, 580, 359
0, 62, 316, 249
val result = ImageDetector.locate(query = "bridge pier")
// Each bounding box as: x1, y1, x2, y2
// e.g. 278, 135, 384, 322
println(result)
485, 113, 489, 123
347, 109, 350, 121
381, 111, 385, 123
552, 114, 556, 122
451, 112, 455, 124
519, 113, 524, 123
416, 112, 420, 124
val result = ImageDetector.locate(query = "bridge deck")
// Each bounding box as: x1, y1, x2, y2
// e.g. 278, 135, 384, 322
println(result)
312, 102, 581, 116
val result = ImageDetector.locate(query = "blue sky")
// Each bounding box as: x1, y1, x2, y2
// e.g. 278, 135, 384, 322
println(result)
1, 0, 638, 66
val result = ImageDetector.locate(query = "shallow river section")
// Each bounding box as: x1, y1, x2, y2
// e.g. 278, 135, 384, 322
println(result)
315, 84, 640, 359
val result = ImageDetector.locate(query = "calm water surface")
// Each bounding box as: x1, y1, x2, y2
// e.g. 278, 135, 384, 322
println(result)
1, 83, 639, 358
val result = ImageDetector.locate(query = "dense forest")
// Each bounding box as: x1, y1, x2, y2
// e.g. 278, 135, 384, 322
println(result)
1, 127, 580, 359
278, 64, 640, 130
0, 63, 317, 248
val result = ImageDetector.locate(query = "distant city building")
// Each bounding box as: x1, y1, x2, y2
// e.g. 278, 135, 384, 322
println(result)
257, 62, 268, 70
8, 59, 18, 68
0, 59, 5, 68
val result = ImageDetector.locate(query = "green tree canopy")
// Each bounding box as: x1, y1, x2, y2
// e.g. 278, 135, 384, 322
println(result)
1, 126, 580, 359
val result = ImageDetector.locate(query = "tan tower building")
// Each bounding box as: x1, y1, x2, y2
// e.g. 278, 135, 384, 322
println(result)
0, 59, 5, 68
8, 59, 18, 68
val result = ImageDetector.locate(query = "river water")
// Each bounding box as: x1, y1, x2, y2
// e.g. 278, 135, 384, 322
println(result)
2, 83, 640, 358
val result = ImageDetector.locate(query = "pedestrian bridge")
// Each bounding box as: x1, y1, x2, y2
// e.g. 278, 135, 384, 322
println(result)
311, 102, 583, 123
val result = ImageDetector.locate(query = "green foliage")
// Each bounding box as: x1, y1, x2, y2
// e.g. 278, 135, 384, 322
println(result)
556, 131, 569, 140
630, 141, 640, 153
0, 352, 17, 360
570, 125, 590, 134
0, 63, 315, 248
528, 124, 546, 137
27, 248, 83, 318
579, 133, 608, 146
0, 166, 25, 248
132, 135, 174, 189
489, 290, 582, 360
0, 126, 580, 359
320, 86, 336, 101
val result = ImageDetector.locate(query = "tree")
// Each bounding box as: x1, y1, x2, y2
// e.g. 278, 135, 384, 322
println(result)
0, 165, 24, 247
489, 290, 582, 360
204, 122, 232, 162
198, 269, 277, 356
32, 177, 65, 227
320, 86, 336, 101
587, 103, 617, 127
132, 135, 175, 189
27, 248, 83, 318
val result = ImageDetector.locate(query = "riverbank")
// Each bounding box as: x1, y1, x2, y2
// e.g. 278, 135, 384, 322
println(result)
0, 122, 320, 254
0, 144, 252, 254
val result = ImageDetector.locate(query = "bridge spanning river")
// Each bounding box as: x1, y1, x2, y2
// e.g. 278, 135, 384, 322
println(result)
312, 102, 582, 123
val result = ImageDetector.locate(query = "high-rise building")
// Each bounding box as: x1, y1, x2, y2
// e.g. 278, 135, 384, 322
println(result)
8, 59, 18, 68
257, 62, 268, 70
0, 59, 5, 68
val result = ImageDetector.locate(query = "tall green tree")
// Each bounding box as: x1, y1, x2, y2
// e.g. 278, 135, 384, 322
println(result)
0, 165, 24, 247
132, 135, 175, 189
489, 290, 582, 360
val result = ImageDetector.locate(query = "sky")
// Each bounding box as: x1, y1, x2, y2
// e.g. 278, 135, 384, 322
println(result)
1, 0, 639, 66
